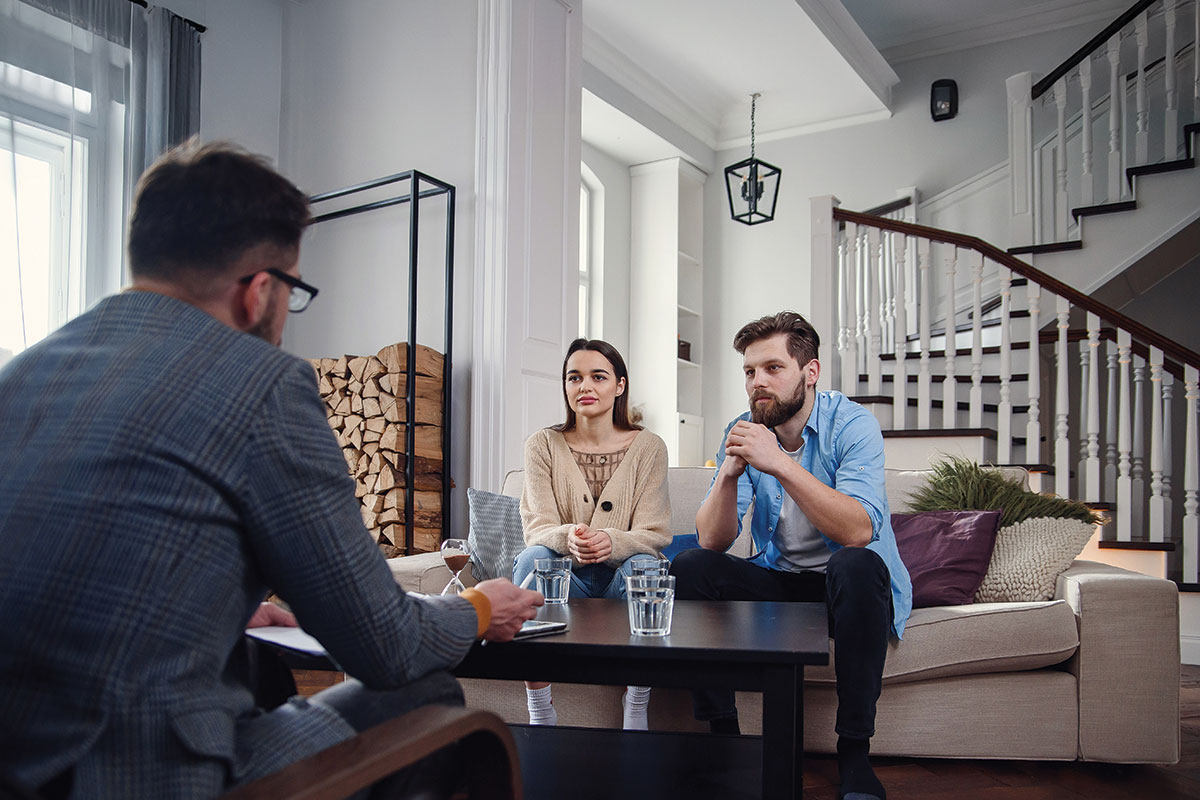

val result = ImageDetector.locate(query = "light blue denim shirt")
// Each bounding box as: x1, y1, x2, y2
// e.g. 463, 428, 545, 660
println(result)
707, 391, 913, 637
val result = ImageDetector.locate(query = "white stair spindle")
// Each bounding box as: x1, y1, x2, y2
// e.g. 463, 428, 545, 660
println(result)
1105, 339, 1119, 499
1135, 12, 1149, 166
1194, 0, 1199, 115
882, 233, 896, 355
1054, 77, 1070, 240
866, 227, 883, 399
1086, 313, 1102, 501
1055, 295, 1071, 497
918, 238, 932, 429
969, 252, 984, 428
1118, 330, 1133, 542
1149, 346, 1165, 542
1080, 54, 1095, 206
1183, 364, 1198, 584
893, 233, 908, 430
1164, 373, 1175, 539
942, 247, 958, 428
1078, 339, 1090, 499
1107, 36, 1123, 202
997, 266, 1014, 464
840, 225, 857, 396
1026, 285, 1042, 464
1133, 354, 1146, 537
1165, 2, 1178, 159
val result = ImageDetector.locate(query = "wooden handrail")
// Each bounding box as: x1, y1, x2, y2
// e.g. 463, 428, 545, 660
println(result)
1031, 0, 1157, 100
861, 196, 913, 217
833, 207, 1200, 372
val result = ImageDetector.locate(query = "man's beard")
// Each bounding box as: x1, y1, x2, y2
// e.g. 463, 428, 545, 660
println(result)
750, 380, 807, 428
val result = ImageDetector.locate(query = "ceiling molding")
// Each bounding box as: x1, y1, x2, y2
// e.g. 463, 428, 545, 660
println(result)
716, 107, 893, 152
581, 26, 719, 150
796, 0, 899, 107
877, 0, 1128, 65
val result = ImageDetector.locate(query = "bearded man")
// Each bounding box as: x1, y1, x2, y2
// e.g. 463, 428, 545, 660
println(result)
670, 311, 911, 800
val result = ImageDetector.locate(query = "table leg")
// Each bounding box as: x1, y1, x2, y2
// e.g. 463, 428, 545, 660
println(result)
761, 664, 803, 800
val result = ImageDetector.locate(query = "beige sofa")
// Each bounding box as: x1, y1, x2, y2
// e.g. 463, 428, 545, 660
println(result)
388, 467, 1181, 764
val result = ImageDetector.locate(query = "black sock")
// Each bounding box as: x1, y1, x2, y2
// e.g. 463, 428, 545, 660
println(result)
837, 736, 885, 799
708, 714, 740, 735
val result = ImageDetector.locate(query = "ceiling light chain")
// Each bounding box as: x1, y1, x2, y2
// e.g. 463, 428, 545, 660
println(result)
750, 92, 759, 160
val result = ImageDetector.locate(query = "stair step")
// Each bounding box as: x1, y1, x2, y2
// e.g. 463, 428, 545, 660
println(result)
849, 395, 892, 405
1098, 539, 1176, 552
1126, 157, 1195, 185
1186, 122, 1200, 159
903, 398, 1031, 414
860, 373, 1030, 384
1007, 241, 1082, 255
1177, 582, 1200, 593
1071, 200, 1137, 221
882, 427, 997, 440
888, 342, 1033, 358
975, 278, 1030, 316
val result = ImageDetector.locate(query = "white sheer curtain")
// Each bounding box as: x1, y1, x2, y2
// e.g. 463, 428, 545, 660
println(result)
0, 0, 199, 365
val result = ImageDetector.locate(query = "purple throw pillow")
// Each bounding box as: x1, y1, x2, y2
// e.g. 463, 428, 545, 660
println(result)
892, 510, 1002, 608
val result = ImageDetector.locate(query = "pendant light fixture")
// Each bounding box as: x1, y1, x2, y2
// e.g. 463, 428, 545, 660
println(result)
724, 93, 781, 225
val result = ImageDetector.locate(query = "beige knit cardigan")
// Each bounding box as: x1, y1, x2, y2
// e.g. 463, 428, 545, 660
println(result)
519, 428, 672, 568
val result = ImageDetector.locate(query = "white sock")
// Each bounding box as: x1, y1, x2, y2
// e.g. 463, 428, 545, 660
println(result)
622, 685, 650, 730
526, 685, 557, 725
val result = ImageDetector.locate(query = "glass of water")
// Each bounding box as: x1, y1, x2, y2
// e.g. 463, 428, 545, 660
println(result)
534, 557, 572, 604
630, 558, 671, 579
626, 574, 675, 636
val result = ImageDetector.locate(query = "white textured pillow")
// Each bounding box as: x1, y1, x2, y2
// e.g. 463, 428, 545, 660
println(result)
974, 517, 1095, 602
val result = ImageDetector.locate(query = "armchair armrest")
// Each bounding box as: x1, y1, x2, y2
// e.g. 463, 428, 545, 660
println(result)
221, 705, 520, 800
386, 552, 477, 594
1055, 559, 1180, 764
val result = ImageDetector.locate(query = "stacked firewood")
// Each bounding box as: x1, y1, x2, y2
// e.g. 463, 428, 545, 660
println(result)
308, 342, 445, 557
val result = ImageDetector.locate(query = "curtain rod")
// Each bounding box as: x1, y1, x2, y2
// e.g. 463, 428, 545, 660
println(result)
126, 0, 207, 33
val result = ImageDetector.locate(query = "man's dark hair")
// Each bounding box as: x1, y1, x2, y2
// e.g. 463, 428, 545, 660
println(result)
732, 311, 820, 366
127, 140, 310, 279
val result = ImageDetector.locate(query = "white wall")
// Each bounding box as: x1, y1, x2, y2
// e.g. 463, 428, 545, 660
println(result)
700, 21, 1118, 455
277, 0, 480, 536
580, 141, 631, 358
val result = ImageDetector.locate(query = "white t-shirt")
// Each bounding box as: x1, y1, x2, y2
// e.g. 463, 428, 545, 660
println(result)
773, 439, 831, 573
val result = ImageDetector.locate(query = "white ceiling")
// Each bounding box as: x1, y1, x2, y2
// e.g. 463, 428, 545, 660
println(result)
581, 0, 1129, 168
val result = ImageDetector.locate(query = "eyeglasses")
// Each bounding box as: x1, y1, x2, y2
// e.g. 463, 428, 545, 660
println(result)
239, 268, 319, 313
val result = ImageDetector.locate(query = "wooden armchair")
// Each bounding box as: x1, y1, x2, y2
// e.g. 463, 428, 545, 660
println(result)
222, 705, 521, 800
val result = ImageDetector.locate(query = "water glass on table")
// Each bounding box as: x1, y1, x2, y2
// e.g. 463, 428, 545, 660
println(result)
630, 558, 671, 578
534, 557, 572, 604
626, 574, 675, 636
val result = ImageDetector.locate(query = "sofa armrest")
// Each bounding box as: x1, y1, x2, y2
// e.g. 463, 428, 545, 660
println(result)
386, 552, 478, 594
1055, 559, 1180, 763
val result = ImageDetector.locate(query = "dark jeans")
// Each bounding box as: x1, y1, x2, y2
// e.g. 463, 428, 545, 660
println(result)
669, 546, 892, 739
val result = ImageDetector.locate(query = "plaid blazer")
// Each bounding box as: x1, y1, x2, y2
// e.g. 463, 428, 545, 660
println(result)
0, 291, 477, 797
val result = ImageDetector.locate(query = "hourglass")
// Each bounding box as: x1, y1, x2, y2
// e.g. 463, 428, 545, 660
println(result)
440, 538, 471, 595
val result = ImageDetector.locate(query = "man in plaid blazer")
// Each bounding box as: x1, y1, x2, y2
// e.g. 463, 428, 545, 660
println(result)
0, 142, 541, 798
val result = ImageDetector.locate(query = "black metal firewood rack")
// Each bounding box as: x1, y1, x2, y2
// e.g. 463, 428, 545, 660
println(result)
308, 170, 455, 554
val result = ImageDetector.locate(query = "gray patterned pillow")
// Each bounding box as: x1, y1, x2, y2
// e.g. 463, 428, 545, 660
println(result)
466, 488, 526, 581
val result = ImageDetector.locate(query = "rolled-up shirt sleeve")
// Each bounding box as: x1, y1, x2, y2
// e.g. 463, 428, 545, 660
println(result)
830, 411, 888, 544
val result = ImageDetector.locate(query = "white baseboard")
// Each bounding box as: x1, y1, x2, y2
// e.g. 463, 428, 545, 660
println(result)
1181, 635, 1200, 666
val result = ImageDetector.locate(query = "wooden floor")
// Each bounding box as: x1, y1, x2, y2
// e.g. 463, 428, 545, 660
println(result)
294, 666, 1200, 799
799, 664, 1200, 800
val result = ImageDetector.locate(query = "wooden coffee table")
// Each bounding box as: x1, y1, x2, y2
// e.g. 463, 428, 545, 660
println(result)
454, 598, 829, 800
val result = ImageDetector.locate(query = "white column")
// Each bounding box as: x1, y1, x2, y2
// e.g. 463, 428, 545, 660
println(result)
1055, 295, 1071, 497
1183, 364, 1198, 583
997, 266, 1014, 464
1007, 72, 1036, 247
810, 195, 841, 390
471, 0, 583, 492
1134, 12, 1149, 165
843, 223, 860, 396
1117, 330, 1133, 541
1026, 285, 1042, 464
1080, 54, 1095, 206
1054, 77, 1070, 239
1107, 37, 1123, 202
866, 227, 883, 397
1165, 2, 1178, 159
969, 252, 984, 428
917, 238, 932, 429
942, 247, 958, 428
892, 232, 908, 430
1086, 313, 1102, 501
1105, 340, 1119, 499
1149, 346, 1165, 542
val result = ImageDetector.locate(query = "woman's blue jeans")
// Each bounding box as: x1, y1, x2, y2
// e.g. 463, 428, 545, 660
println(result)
512, 544, 658, 599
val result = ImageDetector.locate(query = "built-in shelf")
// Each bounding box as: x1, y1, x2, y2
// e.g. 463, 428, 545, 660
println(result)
677, 304, 700, 317
678, 250, 700, 266
677, 358, 700, 369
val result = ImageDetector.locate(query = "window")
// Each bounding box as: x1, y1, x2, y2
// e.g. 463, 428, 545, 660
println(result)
578, 162, 604, 340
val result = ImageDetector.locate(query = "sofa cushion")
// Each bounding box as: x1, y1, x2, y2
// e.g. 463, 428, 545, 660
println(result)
892, 510, 1001, 608
807, 599, 1078, 685
466, 488, 525, 581
975, 517, 1095, 602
